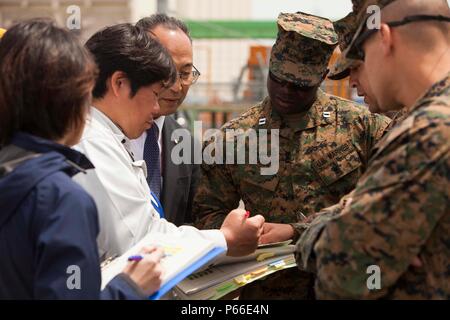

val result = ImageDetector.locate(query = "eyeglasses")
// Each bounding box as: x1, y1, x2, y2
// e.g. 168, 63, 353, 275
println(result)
268, 72, 315, 91
177, 65, 201, 86
353, 14, 450, 61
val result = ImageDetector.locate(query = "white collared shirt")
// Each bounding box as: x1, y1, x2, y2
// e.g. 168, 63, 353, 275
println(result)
73, 107, 226, 260
129, 116, 165, 162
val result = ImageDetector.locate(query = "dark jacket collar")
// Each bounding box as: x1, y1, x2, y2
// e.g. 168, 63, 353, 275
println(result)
10, 132, 94, 173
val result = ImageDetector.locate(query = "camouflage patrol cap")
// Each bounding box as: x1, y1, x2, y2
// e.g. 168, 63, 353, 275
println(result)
269, 12, 338, 87
345, 0, 398, 60
352, 0, 366, 13
0, 28, 6, 39
328, 0, 366, 80
328, 13, 359, 80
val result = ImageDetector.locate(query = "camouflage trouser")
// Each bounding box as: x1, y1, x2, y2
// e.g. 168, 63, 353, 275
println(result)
239, 268, 316, 300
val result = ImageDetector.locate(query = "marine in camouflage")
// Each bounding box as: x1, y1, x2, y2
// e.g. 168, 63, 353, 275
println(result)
294, 72, 450, 299
192, 10, 391, 300
193, 93, 390, 299
328, 12, 360, 80
328, 0, 365, 80
346, 0, 398, 60
270, 12, 338, 87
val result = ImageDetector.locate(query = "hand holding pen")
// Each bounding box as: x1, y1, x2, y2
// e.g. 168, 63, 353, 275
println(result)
220, 209, 265, 257
122, 246, 165, 296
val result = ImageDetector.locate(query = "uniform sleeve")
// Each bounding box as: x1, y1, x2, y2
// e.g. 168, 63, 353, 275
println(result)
294, 192, 354, 272
192, 136, 242, 229
363, 112, 391, 161
296, 117, 449, 299
293, 202, 345, 273
33, 188, 143, 300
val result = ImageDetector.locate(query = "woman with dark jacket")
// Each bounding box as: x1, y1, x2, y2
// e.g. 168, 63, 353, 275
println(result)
0, 19, 164, 299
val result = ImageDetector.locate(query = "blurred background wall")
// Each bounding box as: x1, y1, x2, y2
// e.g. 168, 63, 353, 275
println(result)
0, 0, 372, 129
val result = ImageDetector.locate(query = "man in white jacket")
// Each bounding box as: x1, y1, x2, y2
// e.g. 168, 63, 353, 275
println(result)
74, 23, 264, 260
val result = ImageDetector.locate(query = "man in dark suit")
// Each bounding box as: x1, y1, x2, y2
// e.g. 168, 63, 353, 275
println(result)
130, 14, 200, 226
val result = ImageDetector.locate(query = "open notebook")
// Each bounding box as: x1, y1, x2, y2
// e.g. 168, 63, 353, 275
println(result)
100, 232, 225, 300
174, 240, 297, 300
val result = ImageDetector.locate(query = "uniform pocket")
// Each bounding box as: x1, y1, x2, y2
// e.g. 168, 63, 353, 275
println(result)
311, 142, 363, 196
239, 175, 280, 215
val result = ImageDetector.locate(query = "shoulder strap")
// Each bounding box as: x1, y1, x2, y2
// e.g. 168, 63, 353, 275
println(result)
0, 145, 41, 178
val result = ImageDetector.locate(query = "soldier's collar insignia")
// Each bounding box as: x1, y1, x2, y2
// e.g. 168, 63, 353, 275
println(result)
323, 111, 331, 118
258, 118, 267, 126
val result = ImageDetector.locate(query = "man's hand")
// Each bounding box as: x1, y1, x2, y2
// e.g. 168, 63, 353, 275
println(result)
259, 223, 295, 245
220, 209, 265, 257
123, 246, 164, 296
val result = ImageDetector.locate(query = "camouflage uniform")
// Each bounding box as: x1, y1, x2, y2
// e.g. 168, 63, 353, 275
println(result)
327, 0, 366, 80
328, 12, 360, 80
294, 0, 450, 299
295, 72, 450, 300
352, 0, 366, 13
192, 12, 391, 300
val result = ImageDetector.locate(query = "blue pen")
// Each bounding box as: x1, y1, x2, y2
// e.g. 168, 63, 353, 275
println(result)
128, 255, 143, 262
128, 251, 167, 262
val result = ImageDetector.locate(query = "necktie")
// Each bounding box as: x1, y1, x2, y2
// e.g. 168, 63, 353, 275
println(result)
143, 124, 161, 199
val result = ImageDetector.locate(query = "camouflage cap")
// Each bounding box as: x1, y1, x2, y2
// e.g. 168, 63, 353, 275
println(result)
328, 0, 366, 80
328, 13, 360, 80
0, 28, 6, 39
269, 12, 338, 87
352, 0, 366, 13
345, 0, 398, 60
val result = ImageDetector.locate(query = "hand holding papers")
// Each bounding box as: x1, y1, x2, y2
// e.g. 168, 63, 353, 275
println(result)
175, 240, 297, 300
101, 232, 225, 300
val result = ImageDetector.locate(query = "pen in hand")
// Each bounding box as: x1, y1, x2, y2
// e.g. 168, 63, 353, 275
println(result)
128, 246, 157, 262
241, 210, 250, 224
128, 255, 144, 262
128, 248, 167, 262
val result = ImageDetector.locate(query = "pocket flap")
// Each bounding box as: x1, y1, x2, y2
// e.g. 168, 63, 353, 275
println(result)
241, 176, 279, 192
312, 142, 362, 186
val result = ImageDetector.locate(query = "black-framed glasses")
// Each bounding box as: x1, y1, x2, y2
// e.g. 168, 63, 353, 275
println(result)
352, 14, 450, 61
178, 65, 201, 86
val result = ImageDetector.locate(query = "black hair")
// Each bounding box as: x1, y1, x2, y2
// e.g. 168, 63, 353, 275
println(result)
85, 23, 177, 99
0, 18, 98, 145
136, 13, 192, 42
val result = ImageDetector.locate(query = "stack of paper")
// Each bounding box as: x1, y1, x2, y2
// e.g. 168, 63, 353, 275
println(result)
100, 232, 225, 300
174, 241, 297, 300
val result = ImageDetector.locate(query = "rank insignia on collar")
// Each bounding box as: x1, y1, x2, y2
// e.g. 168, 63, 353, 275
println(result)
258, 118, 267, 125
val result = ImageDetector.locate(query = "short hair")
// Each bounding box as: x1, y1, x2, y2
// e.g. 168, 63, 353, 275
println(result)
0, 19, 98, 146
85, 23, 177, 99
136, 13, 192, 42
